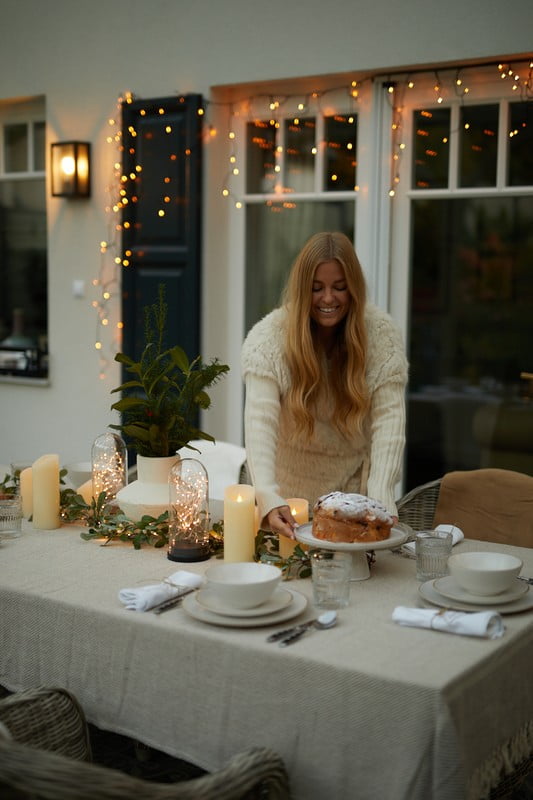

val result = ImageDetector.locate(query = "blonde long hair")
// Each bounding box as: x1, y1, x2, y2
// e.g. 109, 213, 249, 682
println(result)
282, 231, 369, 439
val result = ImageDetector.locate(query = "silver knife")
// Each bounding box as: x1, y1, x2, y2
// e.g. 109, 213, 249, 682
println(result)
152, 586, 196, 614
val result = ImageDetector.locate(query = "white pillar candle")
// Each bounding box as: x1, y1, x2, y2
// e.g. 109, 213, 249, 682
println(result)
223, 484, 256, 562
77, 478, 93, 505
19, 467, 33, 518
32, 454, 61, 530
279, 498, 309, 559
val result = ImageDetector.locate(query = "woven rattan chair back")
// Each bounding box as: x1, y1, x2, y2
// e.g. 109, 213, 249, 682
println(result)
0, 687, 291, 800
0, 686, 91, 761
396, 479, 441, 530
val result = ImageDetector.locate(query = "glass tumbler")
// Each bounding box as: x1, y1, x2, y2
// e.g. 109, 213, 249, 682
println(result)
311, 550, 351, 609
415, 530, 453, 582
0, 492, 23, 538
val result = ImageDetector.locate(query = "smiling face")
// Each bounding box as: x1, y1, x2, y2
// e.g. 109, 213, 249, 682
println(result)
310, 259, 351, 334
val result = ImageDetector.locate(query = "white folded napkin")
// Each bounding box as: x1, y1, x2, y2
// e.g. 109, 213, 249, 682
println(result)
119, 570, 204, 611
403, 523, 464, 555
392, 606, 505, 639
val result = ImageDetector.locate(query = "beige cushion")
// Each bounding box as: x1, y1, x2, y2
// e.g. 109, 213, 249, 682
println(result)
433, 468, 533, 547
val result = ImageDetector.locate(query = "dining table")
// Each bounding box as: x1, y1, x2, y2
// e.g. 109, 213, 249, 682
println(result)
1, 520, 532, 800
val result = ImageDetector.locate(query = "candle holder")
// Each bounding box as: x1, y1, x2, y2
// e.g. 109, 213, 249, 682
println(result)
280, 497, 309, 559
168, 458, 210, 562
91, 433, 127, 502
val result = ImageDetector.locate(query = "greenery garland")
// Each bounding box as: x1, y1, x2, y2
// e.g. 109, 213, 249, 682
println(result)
60, 485, 312, 579
1, 469, 312, 579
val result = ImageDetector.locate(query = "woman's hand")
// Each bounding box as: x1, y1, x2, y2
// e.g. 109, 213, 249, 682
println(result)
266, 505, 297, 540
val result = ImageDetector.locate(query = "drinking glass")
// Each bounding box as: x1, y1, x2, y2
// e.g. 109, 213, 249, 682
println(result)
0, 492, 23, 538
311, 550, 351, 609
415, 530, 453, 582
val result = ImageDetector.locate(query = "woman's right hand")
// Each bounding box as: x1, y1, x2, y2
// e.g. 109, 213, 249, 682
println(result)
266, 505, 297, 540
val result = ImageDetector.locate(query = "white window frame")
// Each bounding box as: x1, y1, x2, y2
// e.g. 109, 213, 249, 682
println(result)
214, 62, 532, 444
388, 68, 533, 343
222, 80, 387, 442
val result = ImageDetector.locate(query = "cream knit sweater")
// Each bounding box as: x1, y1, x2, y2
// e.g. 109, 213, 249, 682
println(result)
241, 304, 408, 522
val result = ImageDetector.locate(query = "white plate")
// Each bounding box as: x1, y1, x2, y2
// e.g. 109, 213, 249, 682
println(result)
182, 587, 307, 628
195, 586, 293, 618
419, 580, 533, 615
434, 575, 528, 606
296, 523, 407, 552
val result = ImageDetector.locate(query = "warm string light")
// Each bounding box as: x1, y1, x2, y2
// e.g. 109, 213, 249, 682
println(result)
386, 82, 406, 198
91, 60, 532, 369
168, 458, 210, 561
91, 91, 132, 378
220, 105, 243, 208
216, 83, 364, 207
91, 433, 127, 500
385, 59, 531, 196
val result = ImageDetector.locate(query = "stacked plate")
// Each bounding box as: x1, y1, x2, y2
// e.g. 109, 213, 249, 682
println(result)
182, 586, 307, 627
419, 575, 533, 614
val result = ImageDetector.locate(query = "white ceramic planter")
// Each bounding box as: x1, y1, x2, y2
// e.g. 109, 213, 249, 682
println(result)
116, 454, 179, 520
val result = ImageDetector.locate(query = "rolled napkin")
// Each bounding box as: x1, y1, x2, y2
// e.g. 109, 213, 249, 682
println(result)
119, 570, 204, 612
403, 523, 464, 555
392, 606, 505, 639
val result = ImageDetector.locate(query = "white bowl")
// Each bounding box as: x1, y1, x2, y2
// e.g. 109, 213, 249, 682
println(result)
65, 461, 92, 488
204, 562, 281, 609
448, 551, 523, 596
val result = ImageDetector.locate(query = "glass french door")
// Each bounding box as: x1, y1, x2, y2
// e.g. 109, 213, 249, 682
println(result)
389, 71, 533, 490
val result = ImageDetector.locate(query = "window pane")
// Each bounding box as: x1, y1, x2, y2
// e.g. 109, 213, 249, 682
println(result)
0, 178, 48, 376
285, 117, 315, 193
4, 123, 28, 172
245, 200, 355, 331
459, 104, 498, 188
324, 114, 357, 191
33, 121, 45, 171
246, 120, 276, 193
412, 108, 450, 189
407, 195, 533, 488
508, 101, 533, 186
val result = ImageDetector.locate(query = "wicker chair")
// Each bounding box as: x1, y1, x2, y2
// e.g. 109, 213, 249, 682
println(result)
396, 478, 441, 531
0, 687, 290, 800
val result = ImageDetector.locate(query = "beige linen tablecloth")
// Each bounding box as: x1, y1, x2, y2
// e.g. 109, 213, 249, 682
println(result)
1, 523, 532, 800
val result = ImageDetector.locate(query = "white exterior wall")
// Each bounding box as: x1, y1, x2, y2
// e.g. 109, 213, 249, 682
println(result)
0, 0, 531, 465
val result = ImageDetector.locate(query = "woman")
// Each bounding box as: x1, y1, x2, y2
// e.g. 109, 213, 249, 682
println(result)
241, 231, 408, 540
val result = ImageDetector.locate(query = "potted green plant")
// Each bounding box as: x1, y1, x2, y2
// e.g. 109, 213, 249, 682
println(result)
109, 285, 229, 519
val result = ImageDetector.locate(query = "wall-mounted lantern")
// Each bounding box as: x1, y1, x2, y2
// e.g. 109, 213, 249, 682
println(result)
51, 141, 91, 197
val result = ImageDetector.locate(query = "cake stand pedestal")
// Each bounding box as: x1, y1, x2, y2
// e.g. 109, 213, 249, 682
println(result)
295, 524, 408, 581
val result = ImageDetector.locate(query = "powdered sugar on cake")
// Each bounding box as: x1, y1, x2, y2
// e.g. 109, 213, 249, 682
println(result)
314, 492, 393, 525
312, 491, 393, 543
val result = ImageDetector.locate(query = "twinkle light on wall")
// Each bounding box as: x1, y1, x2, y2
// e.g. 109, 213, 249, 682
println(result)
90, 59, 532, 371
89, 92, 133, 378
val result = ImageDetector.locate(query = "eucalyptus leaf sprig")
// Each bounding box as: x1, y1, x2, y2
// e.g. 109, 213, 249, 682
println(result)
0, 471, 17, 496
255, 530, 313, 580
59, 481, 310, 575
60, 485, 224, 553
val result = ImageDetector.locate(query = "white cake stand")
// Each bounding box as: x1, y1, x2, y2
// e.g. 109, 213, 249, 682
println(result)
296, 523, 408, 581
